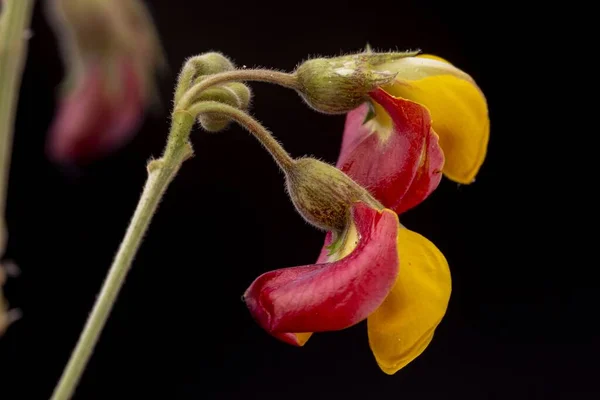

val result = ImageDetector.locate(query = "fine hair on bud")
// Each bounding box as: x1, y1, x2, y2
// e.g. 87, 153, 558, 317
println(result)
285, 158, 382, 233
187, 52, 235, 80
294, 51, 421, 114
176, 52, 236, 103
294, 54, 398, 114
196, 83, 252, 132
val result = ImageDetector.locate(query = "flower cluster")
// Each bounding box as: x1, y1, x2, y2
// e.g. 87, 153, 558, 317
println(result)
244, 51, 488, 374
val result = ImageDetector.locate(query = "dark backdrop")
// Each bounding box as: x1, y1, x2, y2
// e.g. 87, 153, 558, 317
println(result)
0, 1, 593, 399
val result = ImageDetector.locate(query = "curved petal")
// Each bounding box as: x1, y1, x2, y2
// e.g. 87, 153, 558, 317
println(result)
338, 88, 443, 214
244, 203, 400, 343
367, 227, 451, 374
378, 55, 476, 84
385, 57, 489, 184
276, 229, 342, 346
395, 127, 444, 214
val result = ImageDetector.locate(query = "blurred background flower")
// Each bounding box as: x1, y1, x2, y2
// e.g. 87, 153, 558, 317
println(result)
45, 0, 164, 164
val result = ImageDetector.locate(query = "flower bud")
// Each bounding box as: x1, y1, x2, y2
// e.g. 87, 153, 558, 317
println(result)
195, 83, 252, 132
294, 52, 417, 114
285, 158, 382, 233
227, 82, 252, 109
187, 52, 235, 80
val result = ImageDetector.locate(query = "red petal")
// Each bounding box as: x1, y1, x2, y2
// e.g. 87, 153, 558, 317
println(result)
394, 127, 444, 214
244, 203, 399, 337
46, 64, 111, 163
337, 88, 443, 214
46, 59, 144, 164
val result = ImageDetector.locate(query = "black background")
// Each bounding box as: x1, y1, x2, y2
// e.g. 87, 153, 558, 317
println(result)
0, 0, 594, 399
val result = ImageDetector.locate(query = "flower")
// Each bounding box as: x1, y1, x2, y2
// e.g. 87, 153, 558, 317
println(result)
366, 53, 489, 184
294, 51, 489, 184
45, 0, 163, 164
244, 83, 461, 375
244, 51, 485, 374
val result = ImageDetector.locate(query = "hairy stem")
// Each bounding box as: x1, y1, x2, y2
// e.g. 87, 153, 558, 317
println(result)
177, 69, 299, 110
50, 112, 195, 400
0, 0, 34, 256
185, 101, 295, 172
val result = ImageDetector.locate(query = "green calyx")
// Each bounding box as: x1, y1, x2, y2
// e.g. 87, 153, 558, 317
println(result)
293, 50, 419, 114
285, 158, 382, 234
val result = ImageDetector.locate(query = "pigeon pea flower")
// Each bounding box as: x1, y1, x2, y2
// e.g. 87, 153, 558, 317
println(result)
295, 51, 489, 184
244, 155, 450, 375
365, 53, 489, 184
245, 50, 483, 374
292, 89, 451, 374
244, 157, 399, 344
45, 0, 164, 164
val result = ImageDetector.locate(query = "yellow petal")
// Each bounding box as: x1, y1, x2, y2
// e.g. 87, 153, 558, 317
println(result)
367, 227, 451, 374
384, 58, 489, 184
377, 55, 476, 84
417, 54, 450, 63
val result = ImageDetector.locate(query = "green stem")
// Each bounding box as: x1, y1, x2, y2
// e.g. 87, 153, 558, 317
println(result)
50, 112, 195, 400
186, 101, 295, 173
177, 69, 299, 110
0, 0, 34, 256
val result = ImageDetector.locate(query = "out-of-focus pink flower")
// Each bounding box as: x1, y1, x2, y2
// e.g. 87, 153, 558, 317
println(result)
46, 0, 163, 164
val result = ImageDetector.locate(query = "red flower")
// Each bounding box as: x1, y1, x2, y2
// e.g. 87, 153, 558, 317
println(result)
46, 0, 163, 164
246, 52, 486, 374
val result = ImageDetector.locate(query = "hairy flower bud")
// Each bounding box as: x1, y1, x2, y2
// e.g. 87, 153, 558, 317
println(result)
187, 52, 235, 81
294, 51, 417, 114
177, 52, 253, 132
285, 158, 382, 233
196, 83, 252, 132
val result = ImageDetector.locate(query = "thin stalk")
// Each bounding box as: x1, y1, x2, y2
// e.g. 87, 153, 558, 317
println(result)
177, 69, 299, 110
0, 0, 34, 256
186, 101, 295, 173
50, 112, 195, 400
